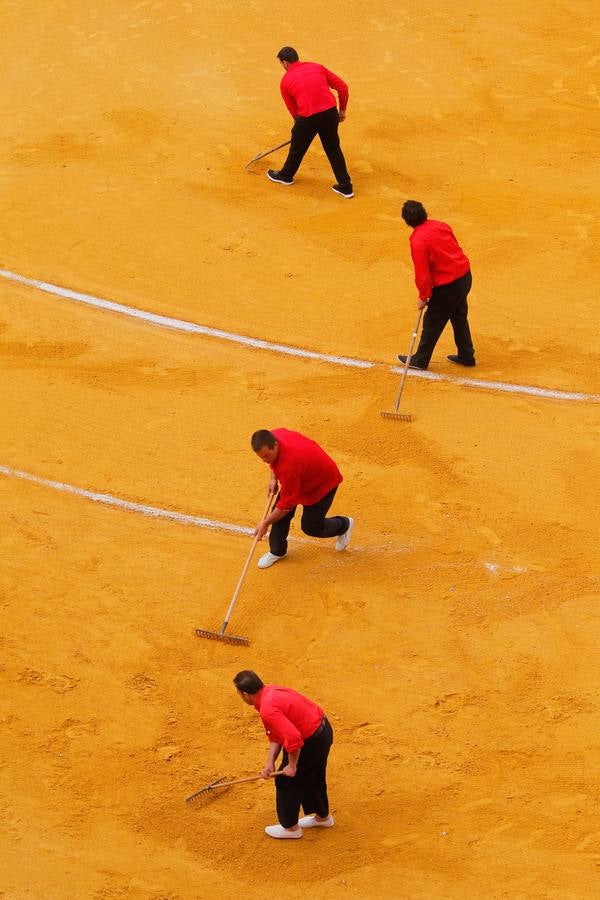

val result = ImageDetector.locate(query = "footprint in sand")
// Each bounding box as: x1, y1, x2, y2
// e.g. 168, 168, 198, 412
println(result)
18, 669, 79, 693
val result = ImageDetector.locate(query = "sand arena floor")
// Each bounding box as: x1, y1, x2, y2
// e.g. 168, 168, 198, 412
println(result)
2, 2, 600, 897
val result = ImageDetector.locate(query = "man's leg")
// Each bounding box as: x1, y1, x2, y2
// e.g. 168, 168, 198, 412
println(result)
448, 271, 475, 361
275, 751, 304, 829
300, 487, 349, 539
316, 107, 352, 188
278, 116, 319, 180
300, 719, 334, 819
408, 296, 452, 369
268, 505, 296, 557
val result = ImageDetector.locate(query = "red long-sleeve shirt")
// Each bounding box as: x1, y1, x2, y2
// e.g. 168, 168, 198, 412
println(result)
409, 219, 470, 300
271, 428, 343, 511
253, 685, 324, 752
280, 61, 349, 118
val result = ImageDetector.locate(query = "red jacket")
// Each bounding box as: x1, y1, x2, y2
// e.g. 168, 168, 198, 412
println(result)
271, 428, 343, 510
409, 219, 470, 300
253, 685, 323, 752
280, 61, 349, 118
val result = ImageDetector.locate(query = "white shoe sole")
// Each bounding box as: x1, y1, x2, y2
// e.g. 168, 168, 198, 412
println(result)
335, 517, 354, 552
265, 824, 302, 839
267, 173, 294, 185
298, 815, 335, 828
257, 552, 286, 569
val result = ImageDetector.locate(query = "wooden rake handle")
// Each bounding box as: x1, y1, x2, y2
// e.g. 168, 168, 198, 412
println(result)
394, 306, 424, 413
220, 493, 277, 632
245, 140, 291, 169
186, 771, 280, 802
212, 771, 281, 789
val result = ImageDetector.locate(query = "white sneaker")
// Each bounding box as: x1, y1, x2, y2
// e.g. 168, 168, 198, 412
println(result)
298, 814, 335, 828
258, 551, 286, 569
264, 824, 302, 839
335, 517, 354, 552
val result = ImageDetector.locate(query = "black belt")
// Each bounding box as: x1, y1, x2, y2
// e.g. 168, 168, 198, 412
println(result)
309, 715, 328, 740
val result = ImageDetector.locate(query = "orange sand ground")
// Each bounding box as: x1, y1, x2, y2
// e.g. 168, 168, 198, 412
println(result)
2, 2, 600, 897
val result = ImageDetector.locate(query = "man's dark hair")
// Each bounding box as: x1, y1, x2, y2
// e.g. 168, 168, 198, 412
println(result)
251, 429, 276, 452
402, 200, 428, 227
233, 670, 264, 694
277, 46, 299, 63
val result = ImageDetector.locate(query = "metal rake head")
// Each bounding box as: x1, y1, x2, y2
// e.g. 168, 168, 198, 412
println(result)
195, 627, 250, 646
380, 411, 413, 422
186, 776, 229, 804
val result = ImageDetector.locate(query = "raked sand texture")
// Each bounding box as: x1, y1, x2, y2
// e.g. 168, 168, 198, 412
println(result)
1, 2, 600, 898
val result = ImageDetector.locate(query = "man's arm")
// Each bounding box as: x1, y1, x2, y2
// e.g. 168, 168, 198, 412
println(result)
279, 747, 300, 777
261, 741, 282, 778
261, 709, 303, 776
254, 505, 291, 540
410, 239, 433, 303
280, 82, 298, 118
324, 66, 349, 119
255, 467, 300, 537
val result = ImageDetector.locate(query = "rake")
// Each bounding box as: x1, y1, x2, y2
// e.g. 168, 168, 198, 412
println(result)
380, 307, 424, 422
195, 495, 276, 646
186, 771, 279, 803
245, 140, 291, 171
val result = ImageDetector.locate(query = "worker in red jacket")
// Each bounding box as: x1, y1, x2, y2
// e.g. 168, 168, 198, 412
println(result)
251, 428, 353, 569
266, 46, 353, 199
398, 200, 476, 370
234, 670, 334, 840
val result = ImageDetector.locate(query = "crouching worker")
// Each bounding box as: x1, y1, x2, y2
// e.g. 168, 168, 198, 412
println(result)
251, 427, 354, 569
234, 670, 334, 839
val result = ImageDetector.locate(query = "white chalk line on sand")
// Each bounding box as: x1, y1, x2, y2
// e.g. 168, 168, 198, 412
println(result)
1, 267, 598, 404
0, 462, 398, 555
0, 464, 531, 575
0, 463, 252, 536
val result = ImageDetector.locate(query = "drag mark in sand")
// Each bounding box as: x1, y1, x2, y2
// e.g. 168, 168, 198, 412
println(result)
1, 267, 598, 404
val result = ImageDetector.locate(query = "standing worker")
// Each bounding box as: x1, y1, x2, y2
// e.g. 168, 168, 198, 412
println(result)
398, 200, 476, 370
266, 46, 354, 199
251, 428, 353, 569
234, 670, 335, 840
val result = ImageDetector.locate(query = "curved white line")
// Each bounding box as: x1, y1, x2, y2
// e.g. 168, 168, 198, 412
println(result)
0, 268, 372, 370
1, 267, 598, 404
0, 463, 252, 535
1, 462, 408, 557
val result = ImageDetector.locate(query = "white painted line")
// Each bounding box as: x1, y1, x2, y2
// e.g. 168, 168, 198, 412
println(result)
0, 268, 372, 370
1, 267, 598, 404
388, 366, 596, 403
0, 462, 385, 554
0, 463, 252, 536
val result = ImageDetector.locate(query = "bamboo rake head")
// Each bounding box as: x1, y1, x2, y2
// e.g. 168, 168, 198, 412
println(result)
186, 777, 229, 803
195, 627, 250, 646
380, 410, 413, 422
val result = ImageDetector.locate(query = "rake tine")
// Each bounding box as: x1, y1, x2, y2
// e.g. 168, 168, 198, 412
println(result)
194, 627, 249, 647
186, 776, 228, 803
195, 495, 276, 647
380, 411, 412, 422
186, 772, 277, 804
380, 307, 424, 422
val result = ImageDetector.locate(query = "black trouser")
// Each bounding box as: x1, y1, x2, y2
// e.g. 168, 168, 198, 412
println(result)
276, 717, 334, 828
279, 106, 351, 187
411, 270, 474, 368
269, 487, 349, 557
